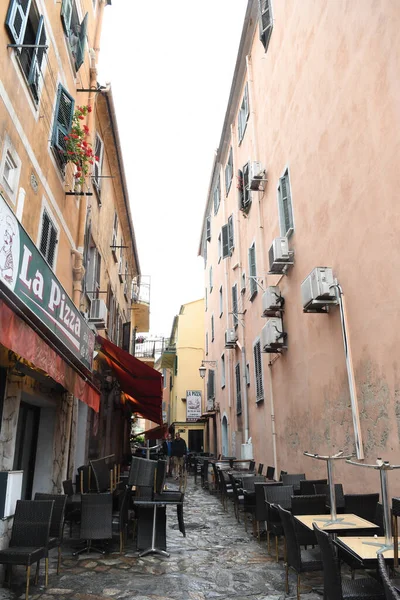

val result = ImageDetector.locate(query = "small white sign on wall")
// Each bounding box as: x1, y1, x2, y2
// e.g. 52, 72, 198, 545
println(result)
186, 390, 202, 421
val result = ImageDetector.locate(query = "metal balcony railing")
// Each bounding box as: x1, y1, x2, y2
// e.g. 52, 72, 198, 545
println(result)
132, 337, 170, 360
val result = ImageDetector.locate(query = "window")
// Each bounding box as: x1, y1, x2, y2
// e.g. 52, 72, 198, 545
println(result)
207, 369, 215, 403
6, 0, 47, 103
278, 168, 294, 237
246, 362, 250, 386
61, 0, 88, 72
162, 368, 167, 389
240, 272, 246, 295
232, 284, 238, 328
248, 243, 257, 300
209, 265, 213, 292
218, 233, 222, 263
174, 356, 178, 376
221, 215, 234, 259
93, 133, 104, 201
107, 285, 116, 341
238, 83, 249, 143
259, 0, 273, 51
39, 209, 58, 268
206, 216, 211, 242
124, 261, 129, 298
254, 340, 264, 402
118, 237, 123, 282
211, 314, 214, 342
111, 212, 118, 261
0, 136, 21, 204
221, 354, 225, 388
205, 332, 209, 356
86, 243, 101, 299
235, 363, 242, 415
225, 147, 233, 195
238, 162, 251, 212
213, 175, 221, 215
51, 84, 75, 171
219, 286, 223, 317
203, 236, 207, 268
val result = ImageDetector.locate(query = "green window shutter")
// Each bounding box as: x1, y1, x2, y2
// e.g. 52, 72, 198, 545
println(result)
244, 82, 249, 123
249, 244, 257, 298
237, 168, 244, 209
235, 363, 242, 415
280, 171, 294, 235
5, 0, 31, 45
232, 284, 238, 327
61, 0, 73, 34
174, 356, 178, 376
259, 0, 273, 51
243, 162, 251, 208
40, 211, 50, 257
203, 237, 207, 268
209, 265, 213, 291
254, 341, 264, 401
28, 15, 46, 102
211, 315, 214, 341
206, 216, 211, 241
213, 176, 221, 215
221, 224, 229, 259
75, 12, 88, 71
52, 84, 75, 167
228, 215, 234, 252
225, 147, 233, 194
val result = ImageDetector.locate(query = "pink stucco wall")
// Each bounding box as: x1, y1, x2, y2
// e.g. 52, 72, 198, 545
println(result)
202, 0, 400, 495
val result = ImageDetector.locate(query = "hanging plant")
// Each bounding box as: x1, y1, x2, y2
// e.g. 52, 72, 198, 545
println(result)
63, 105, 98, 187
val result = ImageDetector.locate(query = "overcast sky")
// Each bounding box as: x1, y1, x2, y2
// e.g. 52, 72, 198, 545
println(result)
98, 1, 247, 338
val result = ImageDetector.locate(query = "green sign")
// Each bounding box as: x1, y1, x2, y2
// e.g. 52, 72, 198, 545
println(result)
0, 194, 94, 370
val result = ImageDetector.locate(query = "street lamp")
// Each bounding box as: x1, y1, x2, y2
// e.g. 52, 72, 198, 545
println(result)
199, 360, 217, 379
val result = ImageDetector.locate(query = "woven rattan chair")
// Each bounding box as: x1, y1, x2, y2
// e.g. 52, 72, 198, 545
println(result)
313, 522, 385, 600
228, 473, 245, 524
254, 481, 282, 540
258, 463, 264, 475
266, 466, 275, 480
264, 484, 294, 561
299, 479, 327, 495
314, 483, 345, 512
241, 476, 265, 532
378, 552, 400, 600
278, 506, 323, 600
282, 473, 306, 492
291, 494, 328, 548
0, 499, 54, 600
90, 457, 113, 493
218, 469, 233, 511
73, 493, 113, 555
34, 493, 67, 582
112, 488, 130, 553
62, 479, 81, 536
344, 493, 379, 522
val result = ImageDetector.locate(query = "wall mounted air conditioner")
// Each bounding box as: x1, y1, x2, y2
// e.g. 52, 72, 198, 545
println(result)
301, 267, 338, 313
249, 161, 267, 191
89, 298, 108, 327
262, 286, 284, 317
225, 328, 237, 347
261, 317, 287, 353
268, 237, 294, 274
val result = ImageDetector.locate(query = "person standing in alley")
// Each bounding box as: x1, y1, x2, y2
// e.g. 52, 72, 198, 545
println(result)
162, 433, 173, 477
171, 432, 187, 480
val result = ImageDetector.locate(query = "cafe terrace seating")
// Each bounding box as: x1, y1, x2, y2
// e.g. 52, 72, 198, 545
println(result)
34, 493, 67, 582
378, 553, 400, 600
264, 485, 294, 561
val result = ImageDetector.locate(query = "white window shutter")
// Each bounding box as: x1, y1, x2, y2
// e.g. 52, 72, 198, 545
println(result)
5, 0, 31, 45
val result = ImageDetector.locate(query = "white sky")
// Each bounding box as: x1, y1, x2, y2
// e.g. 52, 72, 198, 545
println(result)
98, 1, 248, 338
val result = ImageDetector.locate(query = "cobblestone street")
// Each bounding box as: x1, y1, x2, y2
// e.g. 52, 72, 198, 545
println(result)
0, 477, 324, 600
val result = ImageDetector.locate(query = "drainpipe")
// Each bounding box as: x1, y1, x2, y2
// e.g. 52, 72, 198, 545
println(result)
73, 0, 106, 307
268, 362, 278, 479
241, 344, 249, 444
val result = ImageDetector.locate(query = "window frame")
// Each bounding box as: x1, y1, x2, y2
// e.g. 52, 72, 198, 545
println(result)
277, 167, 295, 237
51, 83, 75, 172
0, 136, 22, 204
213, 175, 221, 215
93, 132, 104, 202
238, 83, 249, 144
258, 0, 273, 52
248, 242, 258, 300
38, 202, 59, 270
61, 0, 88, 72
253, 338, 264, 402
225, 147, 233, 195
221, 353, 226, 388
111, 211, 118, 261
235, 362, 242, 415
232, 283, 238, 328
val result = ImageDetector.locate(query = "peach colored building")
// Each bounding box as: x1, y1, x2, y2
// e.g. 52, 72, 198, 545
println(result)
199, 0, 400, 494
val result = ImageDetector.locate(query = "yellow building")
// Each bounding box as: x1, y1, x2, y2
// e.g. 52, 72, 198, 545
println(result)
160, 299, 209, 453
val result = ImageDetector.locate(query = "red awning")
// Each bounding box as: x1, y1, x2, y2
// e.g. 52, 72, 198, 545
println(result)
96, 336, 163, 425
144, 424, 168, 440
0, 300, 100, 411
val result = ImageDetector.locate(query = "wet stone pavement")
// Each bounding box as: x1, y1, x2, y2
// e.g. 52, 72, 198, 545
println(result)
0, 477, 324, 600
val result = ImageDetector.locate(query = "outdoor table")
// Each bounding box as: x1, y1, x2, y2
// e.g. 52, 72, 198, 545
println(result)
294, 513, 379, 534
335, 536, 400, 568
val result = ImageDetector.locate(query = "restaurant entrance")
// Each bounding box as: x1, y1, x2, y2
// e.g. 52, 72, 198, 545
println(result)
189, 429, 203, 453
13, 401, 40, 499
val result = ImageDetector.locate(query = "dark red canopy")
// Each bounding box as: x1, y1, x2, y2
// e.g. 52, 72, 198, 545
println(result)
96, 336, 163, 425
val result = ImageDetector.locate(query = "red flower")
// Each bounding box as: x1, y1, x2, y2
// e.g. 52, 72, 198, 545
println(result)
95, 156, 99, 161
89, 160, 93, 165
82, 141, 87, 147
64, 136, 69, 141
78, 115, 84, 120
83, 125, 89, 134
87, 105, 92, 113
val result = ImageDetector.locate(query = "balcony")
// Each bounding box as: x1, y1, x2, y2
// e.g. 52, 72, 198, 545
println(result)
131, 276, 150, 333
132, 337, 170, 365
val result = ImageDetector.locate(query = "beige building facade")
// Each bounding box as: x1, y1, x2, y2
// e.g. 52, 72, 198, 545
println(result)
199, 0, 400, 493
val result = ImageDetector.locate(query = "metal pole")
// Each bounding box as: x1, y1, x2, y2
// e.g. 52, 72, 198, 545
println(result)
146, 439, 150, 460
380, 469, 392, 545
327, 459, 337, 521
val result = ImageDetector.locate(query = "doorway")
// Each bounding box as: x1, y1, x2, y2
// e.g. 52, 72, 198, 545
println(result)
221, 415, 228, 457
188, 429, 204, 453
13, 402, 40, 499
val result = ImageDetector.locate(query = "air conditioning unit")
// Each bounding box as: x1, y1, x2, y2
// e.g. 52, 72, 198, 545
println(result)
301, 267, 338, 313
89, 299, 108, 327
261, 317, 286, 352
225, 328, 237, 347
268, 237, 294, 274
249, 161, 267, 191
262, 286, 284, 317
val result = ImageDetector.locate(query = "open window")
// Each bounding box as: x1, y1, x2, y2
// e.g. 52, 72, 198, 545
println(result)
51, 84, 75, 172
5, 0, 47, 103
61, 0, 88, 71
93, 133, 104, 202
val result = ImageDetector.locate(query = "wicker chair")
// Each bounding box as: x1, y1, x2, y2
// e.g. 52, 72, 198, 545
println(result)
344, 493, 379, 522
62, 479, 81, 536
0, 499, 54, 600
291, 494, 328, 548
258, 463, 264, 475
34, 493, 67, 582
278, 506, 323, 600
73, 493, 113, 555
378, 552, 400, 600
228, 473, 245, 524
218, 469, 234, 511
299, 479, 327, 495
266, 466, 275, 480
313, 522, 384, 600
314, 483, 345, 513
90, 457, 113, 493
264, 484, 294, 561
282, 473, 306, 492
112, 488, 130, 553
241, 476, 265, 532
254, 481, 282, 540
